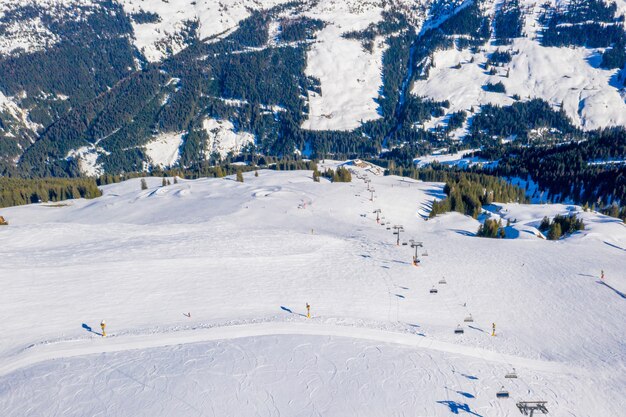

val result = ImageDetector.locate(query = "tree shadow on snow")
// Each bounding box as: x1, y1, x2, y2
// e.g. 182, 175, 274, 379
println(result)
451, 229, 476, 237
437, 401, 483, 416
82, 323, 102, 336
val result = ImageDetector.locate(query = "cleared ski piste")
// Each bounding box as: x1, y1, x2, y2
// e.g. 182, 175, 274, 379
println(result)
0, 165, 624, 416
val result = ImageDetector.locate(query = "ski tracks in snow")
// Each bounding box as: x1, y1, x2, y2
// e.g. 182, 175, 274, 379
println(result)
0, 321, 582, 379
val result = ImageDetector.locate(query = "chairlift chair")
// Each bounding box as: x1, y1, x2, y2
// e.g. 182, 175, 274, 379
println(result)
505, 368, 518, 379
464, 314, 474, 322
454, 325, 464, 334
438, 277, 447, 284
496, 387, 510, 398
429, 287, 438, 294
402, 242, 408, 246
422, 251, 429, 256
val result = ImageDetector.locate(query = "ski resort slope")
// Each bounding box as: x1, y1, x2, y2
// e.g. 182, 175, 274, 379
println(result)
0, 167, 625, 416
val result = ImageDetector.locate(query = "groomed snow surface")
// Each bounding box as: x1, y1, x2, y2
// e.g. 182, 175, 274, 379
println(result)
0, 167, 624, 416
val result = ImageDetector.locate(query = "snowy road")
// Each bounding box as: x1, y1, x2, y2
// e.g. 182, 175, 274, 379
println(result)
0, 321, 578, 378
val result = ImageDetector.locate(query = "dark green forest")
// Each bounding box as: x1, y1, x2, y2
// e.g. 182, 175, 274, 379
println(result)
0, 0, 624, 217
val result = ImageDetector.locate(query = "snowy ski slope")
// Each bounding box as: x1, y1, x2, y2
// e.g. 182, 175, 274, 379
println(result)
0, 166, 624, 416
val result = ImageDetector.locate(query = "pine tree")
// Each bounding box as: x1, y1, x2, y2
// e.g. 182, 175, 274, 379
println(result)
254, 170, 259, 177
548, 222, 562, 240
236, 170, 244, 183
539, 216, 550, 230
174, 177, 178, 184
141, 178, 148, 190
162, 177, 167, 187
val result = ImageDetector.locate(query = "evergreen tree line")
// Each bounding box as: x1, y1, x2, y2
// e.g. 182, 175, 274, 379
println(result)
477, 127, 626, 210
427, 174, 527, 219
494, 0, 524, 44
477, 218, 506, 238
381, 167, 528, 219
468, 99, 576, 144
322, 166, 352, 183
0, 177, 101, 208
540, 0, 626, 69
539, 214, 585, 240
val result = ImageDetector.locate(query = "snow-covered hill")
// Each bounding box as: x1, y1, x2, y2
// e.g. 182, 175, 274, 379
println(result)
413, 0, 626, 132
0, 167, 624, 416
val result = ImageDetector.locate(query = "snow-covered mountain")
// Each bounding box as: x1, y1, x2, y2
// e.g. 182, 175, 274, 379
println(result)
0, 166, 624, 416
0, 0, 624, 176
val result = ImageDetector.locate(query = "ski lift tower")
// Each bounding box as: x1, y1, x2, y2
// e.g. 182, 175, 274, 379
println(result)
516, 401, 548, 417
365, 179, 372, 191
370, 188, 375, 201
393, 225, 404, 246
409, 239, 423, 262
373, 209, 381, 223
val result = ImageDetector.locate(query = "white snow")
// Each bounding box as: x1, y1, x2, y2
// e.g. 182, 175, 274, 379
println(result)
0, 16, 59, 56
118, 0, 292, 62
413, 148, 496, 168
301, 1, 387, 131
66, 145, 107, 177
0, 90, 40, 136
412, 0, 626, 131
144, 132, 184, 168
0, 168, 624, 416
202, 118, 254, 159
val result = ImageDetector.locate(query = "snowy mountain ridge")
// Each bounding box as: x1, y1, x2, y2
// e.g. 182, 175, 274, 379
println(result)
0, 0, 624, 176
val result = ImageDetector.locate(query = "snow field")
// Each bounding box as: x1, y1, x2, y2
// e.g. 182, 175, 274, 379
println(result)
412, 0, 626, 131
301, 1, 386, 131
144, 132, 185, 168
0, 168, 624, 416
